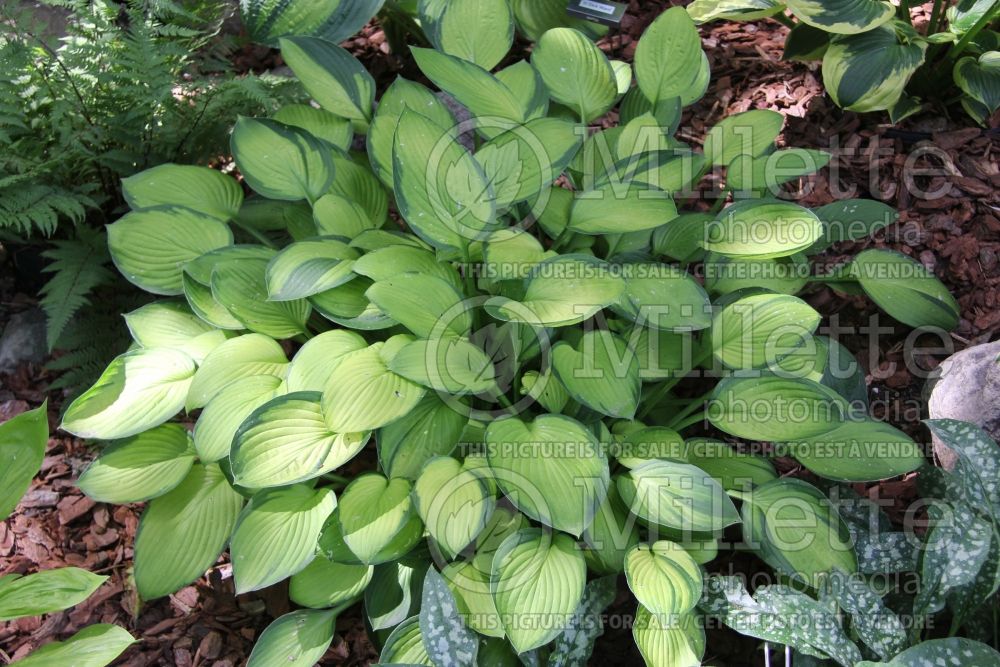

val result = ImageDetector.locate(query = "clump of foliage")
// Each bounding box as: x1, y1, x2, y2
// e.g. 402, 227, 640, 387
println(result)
0, 0, 304, 356
58, 2, 995, 665
688, 0, 1000, 124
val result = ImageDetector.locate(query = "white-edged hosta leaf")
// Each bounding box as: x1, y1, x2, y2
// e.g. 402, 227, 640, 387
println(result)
246, 609, 337, 667
786, 0, 895, 34
380, 616, 433, 665
186, 333, 288, 410
548, 575, 617, 667
419, 567, 479, 666
366, 557, 428, 631
388, 337, 497, 396
290, 556, 372, 609
10, 624, 135, 667
322, 342, 426, 433
211, 256, 311, 338
485, 414, 610, 536
134, 463, 244, 600
711, 292, 820, 369
551, 329, 640, 419
231, 392, 369, 488
123, 301, 227, 364
625, 541, 703, 617
122, 164, 243, 221
617, 459, 740, 532
107, 207, 233, 295
61, 348, 195, 440
339, 474, 415, 564
77, 424, 195, 503
193, 375, 283, 462
702, 109, 783, 167
633, 606, 705, 667
568, 186, 677, 235
0, 568, 106, 621
490, 529, 586, 653
287, 329, 367, 392
705, 200, 823, 259
531, 27, 618, 123
822, 27, 926, 112
230, 117, 334, 202
634, 7, 704, 105
378, 393, 468, 479
414, 456, 495, 559
265, 238, 358, 301
0, 404, 47, 521
411, 47, 526, 126
273, 104, 353, 150
230, 485, 336, 593
279, 36, 374, 125
430, 0, 513, 71
856, 638, 1000, 667
851, 248, 959, 330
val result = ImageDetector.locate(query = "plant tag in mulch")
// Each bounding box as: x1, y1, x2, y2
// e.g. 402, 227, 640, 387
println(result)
567, 0, 626, 26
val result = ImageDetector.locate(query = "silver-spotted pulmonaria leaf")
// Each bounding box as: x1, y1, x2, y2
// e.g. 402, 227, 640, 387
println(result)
551, 330, 640, 419
485, 414, 610, 536
548, 575, 617, 667
491, 529, 587, 653
419, 568, 479, 667
240, 0, 385, 46
632, 606, 705, 667
134, 463, 244, 600
61, 348, 196, 440
0, 567, 106, 621
700, 575, 862, 667
710, 292, 820, 370
851, 249, 959, 330
246, 609, 338, 667
687, 0, 785, 23
531, 27, 618, 123
822, 27, 926, 112
926, 418, 1000, 514
121, 164, 243, 221
186, 333, 288, 410
77, 423, 196, 503
634, 7, 705, 105
231, 117, 334, 203
230, 485, 337, 594
0, 403, 47, 521
280, 36, 375, 126
856, 638, 1000, 667
414, 456, 495, 559
820, 570, 906, 659
617, 459, 740, 532
786, 0, 894, 33
624, 541, 703, 618
338, 473, 415, 564
704, 200, 823, 259
11, 624, 135, 667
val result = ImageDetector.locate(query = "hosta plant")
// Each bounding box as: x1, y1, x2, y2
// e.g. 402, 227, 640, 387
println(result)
63, 4, 963, 665
687, 0, 1000, 123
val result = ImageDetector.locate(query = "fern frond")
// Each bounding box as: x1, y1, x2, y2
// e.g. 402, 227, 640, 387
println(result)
40, 227, 114, 348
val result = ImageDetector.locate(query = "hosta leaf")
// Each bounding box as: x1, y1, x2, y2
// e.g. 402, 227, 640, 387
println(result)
124, 301, 227, 364
491, 529, 586, 653
612, 263, 711, 330
353, 245, 464, 292
809, 198, 898, 251
339, 474, 415, 564
419, 568, 479, 666
634, 7, 705, 105
625, 541, 702, 616
392, 109, 496, 249
617, 459, 740, 532
687, 0, 785, 23
626, 327, 693, 381
705, 200, 823, 259
107, 207, 233, 295
632, 606, 705, 667
231, 485, 336, 593
531, 27, 618, 123
289, 556, 372, 609
322, 343, 426, 432
411, 47, 526, 125
240, 0, 385, 46
708, 375, 854, 441
265, 238, 358, 301
568, 186, 677, 235
495, 59, 550, 120
78, 424, 195, 503
0, 568, 105, 620
246, 609, 337, 667
548, 575, 617, 667
380, 616, 432, 665
390, 337, 497, 396
702, 109, 783, 167
856, 638, 1000, 667
366, 273, 469, 338
0, 404, 47, 521
822, 28, 926, 112
328, 148, 389, 225
486, 414, 610, 536
551, 330, 640, 419
414, 456, 495, 559
510, 0, 608, 42
442, 561, 503, 638
429, 0, 513, 71
193, 375, 282, 462
787, 419, 924, 481
711, 292, 820, 369
134, 463, 244, 600
287, 329, 367, 392
231, 392, 368, 488
11, 624, 135, 667
186, 333, 288, 410
366, 557, 428, 631
786, 0, 895, 34
320, 507, 425, 567
681, 438, 777, 491
312, 194, 378, 239
703, 253, 810, 297
378, 393, 468, 479
310, 277, 394, 330
231, 117, 334, 202
273, 104, 353, 150
582, 484, 641, 574
62, 348, 195, 440
485, 254, 626, 327
728, 148, 832, 196
851, 248, 959, 330
948, 0, 999, 33
211, 256, 311, 338
122, 164, 243, 221
279, 36, 374, 125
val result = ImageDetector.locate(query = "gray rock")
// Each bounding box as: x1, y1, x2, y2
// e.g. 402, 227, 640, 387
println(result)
0, 308, 47, 373
927, 340, 1000, 469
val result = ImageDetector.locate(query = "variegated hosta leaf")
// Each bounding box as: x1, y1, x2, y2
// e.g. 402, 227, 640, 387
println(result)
582, 484, 641, 575
568, 186, 678, 235
510, 0, 608, 42
211, 255, 311, 339
531, 27, 619, 123
246, 609, 337, 667
61, 348, 196, 440
230, 117, 334, 203
822, 27, 926, 112
551, 329, 640, 419
704, 200, 823, 259
419, 568, 480, 666
0, 567, 106, 621
279, 36, 375, 126
231, 392, 368, 489
786, 0, 894, 34
230, 485, 336, 594
855, 638, 1000, 667
240, 0, 385, 46
338, 474, 415, 564
850, 249, 959, 330
786, 419, 924, 482
121, 164, 243, 221
366, 273, 470, 339
625, 541, 703, 617
11, 625, 135, 667
366, 557, 428, 631
289, 556, 372, 610
612, 263, 711, 331
123, 301, 228, 364
413, 456, 495, 559
186, 333, 288, 410
77, 424, 195, 503
265, 238, 358, 301
378, 393, 468, 480
380, 615, 433, 664
490, 529, 587, 653
954, 51, 1000, 116
687, 0, 785, 23
634, 7, 705, 105
193, 375, 283, 462
632, 606, 705, 667
948, 0, 999, 33
710, 292, 820, 370
442, 561, 503, 638
273, 104, 353, 150
286, 329, 367, 393
617, 459, 740, 532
